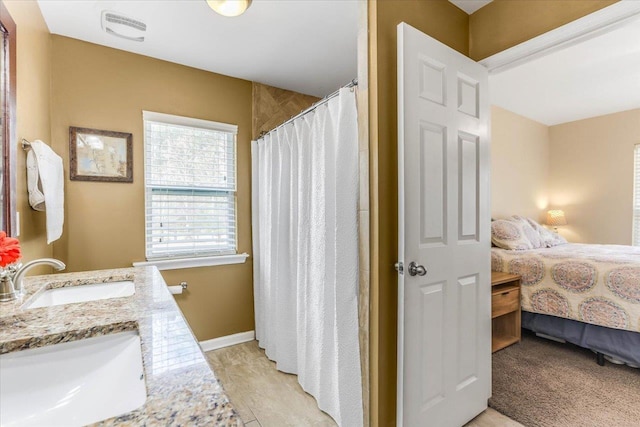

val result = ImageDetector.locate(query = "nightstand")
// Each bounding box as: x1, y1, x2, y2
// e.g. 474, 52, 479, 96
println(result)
491, 271, 521, 353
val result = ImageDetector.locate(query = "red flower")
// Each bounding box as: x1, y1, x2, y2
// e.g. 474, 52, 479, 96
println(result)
0, 231, 21, 267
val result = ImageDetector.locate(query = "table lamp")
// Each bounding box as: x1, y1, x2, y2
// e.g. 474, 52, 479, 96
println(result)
546, 209, 567, 232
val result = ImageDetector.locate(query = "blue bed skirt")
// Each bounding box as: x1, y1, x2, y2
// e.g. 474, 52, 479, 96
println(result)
521, 311, 640, 367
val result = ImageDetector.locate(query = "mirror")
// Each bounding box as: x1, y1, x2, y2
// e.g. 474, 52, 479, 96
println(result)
0, 2, 16, 236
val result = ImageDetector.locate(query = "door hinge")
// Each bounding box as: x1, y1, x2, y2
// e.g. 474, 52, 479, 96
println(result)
395, 261, 404, 275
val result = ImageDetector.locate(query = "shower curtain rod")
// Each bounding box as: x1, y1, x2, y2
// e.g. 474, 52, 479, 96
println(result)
258, 79, 358, 140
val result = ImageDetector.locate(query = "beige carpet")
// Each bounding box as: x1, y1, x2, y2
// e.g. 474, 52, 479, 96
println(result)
490, 332, 640, 427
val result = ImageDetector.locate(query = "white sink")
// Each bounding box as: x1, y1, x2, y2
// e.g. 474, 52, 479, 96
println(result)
24, 281, 135, 309
0, 331, 147, 426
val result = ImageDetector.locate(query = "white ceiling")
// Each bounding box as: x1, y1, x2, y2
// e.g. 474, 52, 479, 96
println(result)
37, 0, 358, 98
490, 18, 640, 126
37, 1, 639, 125
448, 0, 493, 15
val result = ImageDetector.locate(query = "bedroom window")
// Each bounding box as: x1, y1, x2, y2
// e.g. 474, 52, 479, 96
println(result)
634, 144, 640, 246
143, 111, 237, 260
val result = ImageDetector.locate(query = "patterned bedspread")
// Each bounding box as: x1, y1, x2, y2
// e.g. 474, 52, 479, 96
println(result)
491, 244, 640, 332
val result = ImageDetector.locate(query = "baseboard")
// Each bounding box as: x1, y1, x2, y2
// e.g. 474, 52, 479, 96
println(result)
199, 330, 255, 352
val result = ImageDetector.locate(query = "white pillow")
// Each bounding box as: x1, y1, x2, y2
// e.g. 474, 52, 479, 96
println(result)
511, 216, 544, 248
522, 217, 568, 247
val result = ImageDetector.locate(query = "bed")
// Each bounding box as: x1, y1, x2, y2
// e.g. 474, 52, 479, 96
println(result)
491, 217, 640, 366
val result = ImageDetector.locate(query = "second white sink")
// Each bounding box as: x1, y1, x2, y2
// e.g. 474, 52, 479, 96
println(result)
24, 281, 135, 309
0, 330, 147, 426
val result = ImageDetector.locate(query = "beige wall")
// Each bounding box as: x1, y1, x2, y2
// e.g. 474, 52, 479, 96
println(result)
491, 106, 550, 222
549, 109, 640, 245
469, 0, 617, 60
49, 36, 254, 341
492, 106, 639, 245
368, 1, 469, 425
4, 0, 53, 273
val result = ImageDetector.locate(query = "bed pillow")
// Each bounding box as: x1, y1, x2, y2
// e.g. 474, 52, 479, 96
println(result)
491, 218, 537, 250
523, 217, 568, 247
511, 216, 544, 248
539, 225, 568, 247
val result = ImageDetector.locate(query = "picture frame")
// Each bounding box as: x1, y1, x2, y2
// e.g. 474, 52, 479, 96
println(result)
69, 127, 133, 183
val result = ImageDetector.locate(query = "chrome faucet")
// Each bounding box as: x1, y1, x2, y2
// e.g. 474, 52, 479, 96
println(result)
12, 258, 66, 295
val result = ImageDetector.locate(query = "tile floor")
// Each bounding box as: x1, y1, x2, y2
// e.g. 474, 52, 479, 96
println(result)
206, 341, 522, 427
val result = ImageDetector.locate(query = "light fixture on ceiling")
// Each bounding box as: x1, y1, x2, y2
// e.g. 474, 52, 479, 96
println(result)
101, 11, 146, 42
206, 0, 252, 17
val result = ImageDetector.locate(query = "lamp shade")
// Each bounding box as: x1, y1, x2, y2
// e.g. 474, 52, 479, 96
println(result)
206, 0, 252, 17
546, 210, 567, 227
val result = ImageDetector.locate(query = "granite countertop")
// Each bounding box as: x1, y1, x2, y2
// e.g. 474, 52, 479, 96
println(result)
0, 266, 243, 426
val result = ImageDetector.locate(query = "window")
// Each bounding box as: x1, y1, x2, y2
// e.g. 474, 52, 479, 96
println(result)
634, 144, 640, 246
143, 111, 237, 260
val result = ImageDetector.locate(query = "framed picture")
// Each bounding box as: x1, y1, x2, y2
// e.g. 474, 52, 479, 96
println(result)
69, 127, 133, 183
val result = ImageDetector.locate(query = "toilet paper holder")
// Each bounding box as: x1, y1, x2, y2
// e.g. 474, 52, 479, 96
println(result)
167, 281, 188, 295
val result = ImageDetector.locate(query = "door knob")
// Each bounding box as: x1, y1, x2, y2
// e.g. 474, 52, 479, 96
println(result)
408, 262, 427, 277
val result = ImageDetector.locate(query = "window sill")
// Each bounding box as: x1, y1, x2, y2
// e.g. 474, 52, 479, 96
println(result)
133, 253, 250, 271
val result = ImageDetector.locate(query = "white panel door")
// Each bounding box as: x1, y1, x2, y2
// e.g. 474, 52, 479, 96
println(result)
397, 22, 491, 427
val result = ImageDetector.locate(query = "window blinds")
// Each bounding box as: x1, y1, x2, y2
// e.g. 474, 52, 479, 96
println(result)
634, 144, 640, 246
143, 111, 237, 259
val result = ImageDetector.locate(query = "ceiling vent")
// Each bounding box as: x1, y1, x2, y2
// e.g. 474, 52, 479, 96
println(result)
101, 11, 146, 42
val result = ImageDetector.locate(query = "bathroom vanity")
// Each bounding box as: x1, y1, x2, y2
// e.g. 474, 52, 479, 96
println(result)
0, 266, 242, 426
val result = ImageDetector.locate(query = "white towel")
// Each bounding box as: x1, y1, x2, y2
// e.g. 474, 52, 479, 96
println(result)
26, 140, 64, 244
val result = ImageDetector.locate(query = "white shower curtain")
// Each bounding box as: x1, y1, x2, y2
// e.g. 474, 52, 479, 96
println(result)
251, 88, 362, 427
